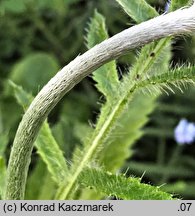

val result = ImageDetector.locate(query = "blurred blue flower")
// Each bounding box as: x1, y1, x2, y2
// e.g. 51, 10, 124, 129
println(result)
165, 0, 171, 13
174, 119, 195, 144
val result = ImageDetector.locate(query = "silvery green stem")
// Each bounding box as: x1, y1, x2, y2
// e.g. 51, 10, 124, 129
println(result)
5, 3, 195, 199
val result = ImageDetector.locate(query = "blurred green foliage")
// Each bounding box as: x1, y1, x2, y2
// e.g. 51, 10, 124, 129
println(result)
0, 0, 195, 200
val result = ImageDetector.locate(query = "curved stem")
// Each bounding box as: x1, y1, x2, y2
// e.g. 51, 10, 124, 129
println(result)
5, 4, 195, 199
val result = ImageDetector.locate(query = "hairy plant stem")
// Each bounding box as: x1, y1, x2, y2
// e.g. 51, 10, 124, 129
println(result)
55, 32, 171, 201
56, 64, 195, 199
55, 84, 137, 199
5, 4, 195, 199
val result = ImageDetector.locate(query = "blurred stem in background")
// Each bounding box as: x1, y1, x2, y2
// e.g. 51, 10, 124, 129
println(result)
160, 145, 184, 184
157, 136, 166, 166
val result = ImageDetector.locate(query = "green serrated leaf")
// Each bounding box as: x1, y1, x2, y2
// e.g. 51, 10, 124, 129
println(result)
97, 24, 171, 173
36, 121, 69, 184
115, 0, 158, 23
79, 168, 173, 200
73, 122, 93, 146
139, 66, 195, 93
8, 80, 33, 109
130, 38, 171, 80
96, 0, 171, 173
56, 4, 172, 199
86, 10, 109, 49
86, 10, 119, 98
99, 92, 156, 172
